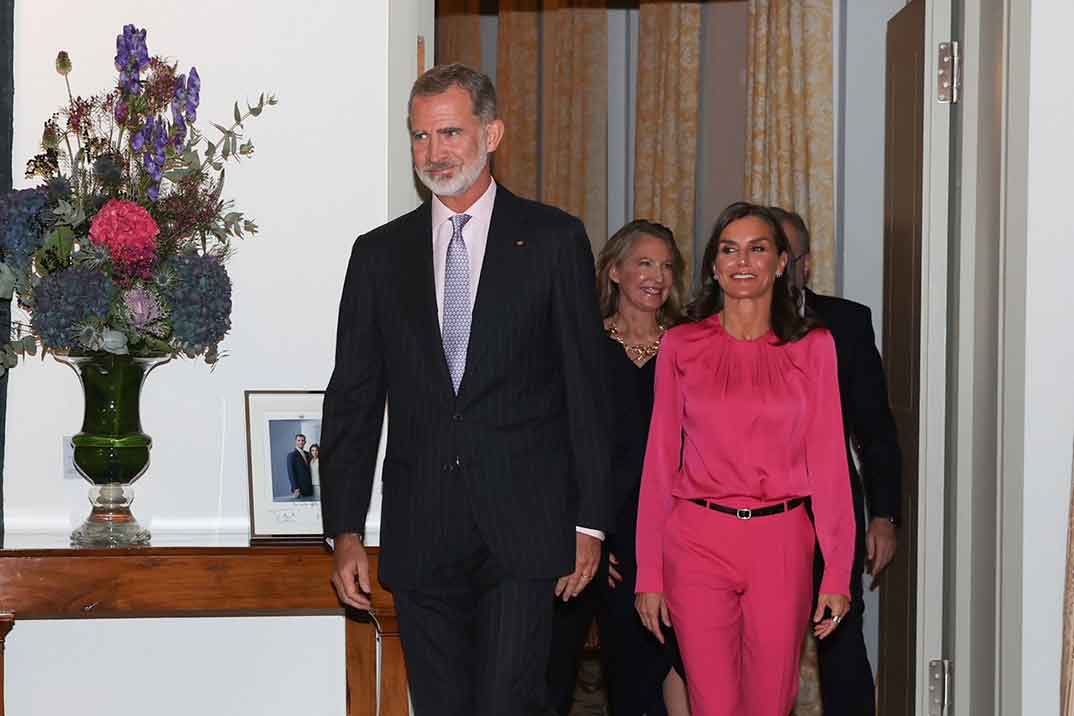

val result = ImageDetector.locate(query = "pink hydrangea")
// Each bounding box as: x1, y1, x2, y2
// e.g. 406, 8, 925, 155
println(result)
89, 199, 159, 279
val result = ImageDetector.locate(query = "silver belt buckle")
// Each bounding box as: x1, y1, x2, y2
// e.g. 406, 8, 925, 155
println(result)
736, 508, 752, 520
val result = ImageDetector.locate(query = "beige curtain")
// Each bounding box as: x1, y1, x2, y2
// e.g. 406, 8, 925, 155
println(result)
494, 0, 540, 200
744, 0, 836, 294
496, 1, 607, 253
634, 2, 702, 283
435, 0, 483, 68
540, 1, 608, 253
1063, 438, 1074, 715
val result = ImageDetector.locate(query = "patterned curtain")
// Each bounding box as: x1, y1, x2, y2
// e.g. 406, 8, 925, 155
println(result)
435, 0, 483, 68
494, 0, 540, 200
496, 1, 607, 252
634, 2, 702, 285
1063, 438, 1074, 715
539, 0, 607, 253
744, 0, 836, 294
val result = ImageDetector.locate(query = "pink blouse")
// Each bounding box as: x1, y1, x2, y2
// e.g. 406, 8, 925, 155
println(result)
635, 315, 855, 597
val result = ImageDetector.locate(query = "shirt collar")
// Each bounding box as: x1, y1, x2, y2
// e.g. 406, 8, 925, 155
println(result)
431, 178, 498, 230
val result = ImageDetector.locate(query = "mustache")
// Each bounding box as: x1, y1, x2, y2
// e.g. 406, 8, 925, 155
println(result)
420, 160, 458, 173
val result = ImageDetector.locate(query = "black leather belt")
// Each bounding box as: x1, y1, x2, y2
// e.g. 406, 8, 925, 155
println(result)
688, 497, 808, 520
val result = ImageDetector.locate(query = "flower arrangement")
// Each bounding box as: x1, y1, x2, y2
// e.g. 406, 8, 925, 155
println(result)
0, 24, 276, 375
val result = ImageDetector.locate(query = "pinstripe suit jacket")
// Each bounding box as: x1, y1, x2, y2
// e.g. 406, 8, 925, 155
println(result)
320, 186, 612, 589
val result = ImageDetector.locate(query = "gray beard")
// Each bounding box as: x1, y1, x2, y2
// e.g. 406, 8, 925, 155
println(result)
414, 143, 489, 198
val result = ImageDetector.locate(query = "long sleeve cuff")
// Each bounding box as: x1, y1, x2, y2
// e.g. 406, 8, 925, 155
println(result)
576, 526, 605, 540
819, 567, 853, 599
635, 565, 663, 594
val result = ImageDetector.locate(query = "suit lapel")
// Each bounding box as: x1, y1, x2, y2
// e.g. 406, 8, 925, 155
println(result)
398, 203, 455, 393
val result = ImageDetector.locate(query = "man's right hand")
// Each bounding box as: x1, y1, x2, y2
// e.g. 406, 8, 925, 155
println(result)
330, 533, 372, 610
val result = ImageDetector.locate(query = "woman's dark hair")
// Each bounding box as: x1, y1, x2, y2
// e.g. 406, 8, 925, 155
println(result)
686, 201, 818, 343
596, 219, 686, 327
309, 443, 320, 459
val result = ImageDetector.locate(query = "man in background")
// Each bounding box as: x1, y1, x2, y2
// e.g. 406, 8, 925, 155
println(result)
772, 207, 902, 716
286, 433, 313, 498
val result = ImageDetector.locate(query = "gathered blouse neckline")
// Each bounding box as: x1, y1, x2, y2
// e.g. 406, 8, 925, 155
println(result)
710, 313, 778, 345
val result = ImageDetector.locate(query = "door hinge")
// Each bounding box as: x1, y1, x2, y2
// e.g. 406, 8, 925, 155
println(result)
928, 658, 951, 715
938, 41, 961, 103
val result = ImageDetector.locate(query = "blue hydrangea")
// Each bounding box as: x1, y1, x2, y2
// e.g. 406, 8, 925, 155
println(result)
161, 255, 232, 352
30, 267, 117, 351
0, 188, 50, 275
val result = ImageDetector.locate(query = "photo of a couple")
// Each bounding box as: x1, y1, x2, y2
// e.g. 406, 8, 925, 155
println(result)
269, 420, 321, 503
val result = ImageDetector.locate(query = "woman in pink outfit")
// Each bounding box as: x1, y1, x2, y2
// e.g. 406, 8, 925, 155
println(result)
634, 202, 855, 716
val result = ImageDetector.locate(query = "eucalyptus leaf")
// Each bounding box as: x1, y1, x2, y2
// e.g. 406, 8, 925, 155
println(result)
53, 198, 86, 226
164, 169, 191, 182
234, 102, 242, 125
101, 329, 129, 355
0, 261, 15, 300
34, 226, 76, 275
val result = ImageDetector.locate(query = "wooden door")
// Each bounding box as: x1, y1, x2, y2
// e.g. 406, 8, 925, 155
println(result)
880, 1, 925, 714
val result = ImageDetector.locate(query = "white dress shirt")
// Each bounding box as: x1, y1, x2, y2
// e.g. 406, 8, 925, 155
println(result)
430, 180, 603, 543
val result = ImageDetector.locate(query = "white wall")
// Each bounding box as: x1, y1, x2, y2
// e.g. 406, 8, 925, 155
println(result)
5, 1, 430, 713
1020, 2, 1074, 712
838, 0, 906, 328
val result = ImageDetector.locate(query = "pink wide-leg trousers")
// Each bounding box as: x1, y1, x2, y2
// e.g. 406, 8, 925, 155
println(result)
662, 498, 817, 716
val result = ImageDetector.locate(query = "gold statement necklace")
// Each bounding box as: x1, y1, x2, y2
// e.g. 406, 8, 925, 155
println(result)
607, 320, 666, 367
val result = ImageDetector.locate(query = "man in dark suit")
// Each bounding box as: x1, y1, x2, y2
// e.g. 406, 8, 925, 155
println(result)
286, 433, 313, 498
772, 208, 902, 716
320, 64, 611, 716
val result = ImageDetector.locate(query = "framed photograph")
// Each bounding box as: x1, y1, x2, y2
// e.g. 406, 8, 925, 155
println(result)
244, 390, 327, 543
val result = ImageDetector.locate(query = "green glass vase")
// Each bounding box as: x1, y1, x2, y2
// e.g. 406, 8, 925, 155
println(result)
57, 353, 168, 547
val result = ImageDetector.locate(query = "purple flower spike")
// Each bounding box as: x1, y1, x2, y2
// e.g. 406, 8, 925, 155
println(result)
131, 126, 146, 151
114, 100, 128, 124
114, 24, 150, 96
186, 68, 200, 122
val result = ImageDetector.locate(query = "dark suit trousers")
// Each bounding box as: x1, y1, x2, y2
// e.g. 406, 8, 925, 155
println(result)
548, 546, 679, 716
813, 479, 876, 716
394, 501, 556, 716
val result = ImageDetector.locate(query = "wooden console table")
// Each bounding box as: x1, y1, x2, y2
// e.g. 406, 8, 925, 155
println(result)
0, 537, 407, 716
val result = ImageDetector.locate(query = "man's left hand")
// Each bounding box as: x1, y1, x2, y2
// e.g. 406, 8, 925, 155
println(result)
555, 532, 601, 601
867, 517, 897, 589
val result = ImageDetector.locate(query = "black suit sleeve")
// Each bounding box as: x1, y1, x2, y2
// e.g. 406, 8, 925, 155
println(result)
550, 220, 612, 533
846, 306, 902, 522
286, 452, 299, 492
319, 236, 388, 538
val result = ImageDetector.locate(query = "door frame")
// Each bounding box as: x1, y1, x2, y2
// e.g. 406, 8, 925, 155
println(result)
915, 0, 952, 711
996, 0, 1030, 713
930, 0, 1031, 713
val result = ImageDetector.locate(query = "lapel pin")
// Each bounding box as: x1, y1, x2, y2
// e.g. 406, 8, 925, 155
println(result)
514, 240, 526, 247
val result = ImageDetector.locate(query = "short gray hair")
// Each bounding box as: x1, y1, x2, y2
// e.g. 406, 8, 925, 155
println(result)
768, 206, 811, 254
408, 63, 497, 126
